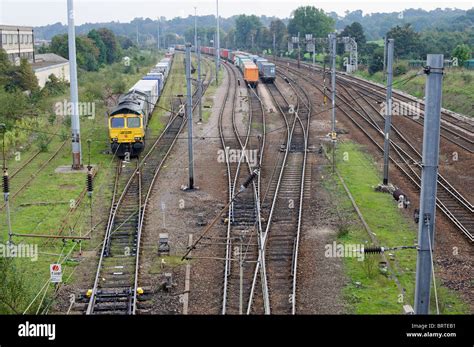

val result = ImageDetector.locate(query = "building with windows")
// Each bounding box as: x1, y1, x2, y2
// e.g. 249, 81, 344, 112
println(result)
0, 25, 35, 64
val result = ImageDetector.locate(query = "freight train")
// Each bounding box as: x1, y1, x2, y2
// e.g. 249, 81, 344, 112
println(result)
174, 45, 276, 85
108, 53, 173, 157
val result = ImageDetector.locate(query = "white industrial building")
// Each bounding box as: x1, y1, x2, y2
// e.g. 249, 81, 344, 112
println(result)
32, 53, 70, 88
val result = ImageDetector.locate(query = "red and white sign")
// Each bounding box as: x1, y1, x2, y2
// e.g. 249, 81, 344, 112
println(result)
50, 264, 62, 283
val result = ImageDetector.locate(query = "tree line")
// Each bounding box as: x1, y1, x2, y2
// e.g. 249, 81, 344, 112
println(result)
43, 28, 134, 71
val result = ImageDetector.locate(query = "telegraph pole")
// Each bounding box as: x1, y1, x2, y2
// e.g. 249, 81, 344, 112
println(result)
297, 32, 301, 68
216, 0, 220, 84
330, 32, 337, 134
414, 54, 444, 315
382, 39, 394, 185
383, 36, 387, 81
185, 43, 195, 190
330, 32, 337, 174
67, 0, 82, 169
197, 38, 203, 123
194, 7, 198, 53
1, 124, 12, 245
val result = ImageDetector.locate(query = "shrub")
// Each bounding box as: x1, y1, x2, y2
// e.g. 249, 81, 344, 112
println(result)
111, 78, 127, 94
36, 133, 49, 152
393, 62, 409, 76
42, 74, 68, 97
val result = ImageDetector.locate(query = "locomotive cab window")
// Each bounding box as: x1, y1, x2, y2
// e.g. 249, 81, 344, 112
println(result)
111, 117, 125, 128
127, 117, 141, 128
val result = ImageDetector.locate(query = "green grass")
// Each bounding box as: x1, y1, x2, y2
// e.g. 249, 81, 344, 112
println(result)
0, 52, 161, 314
355, 67, 474, 117
324, 141, 468, 314
201, 66, 224, 122
148, 255, 189, 275
0, 50, 226, 314
147, 53, 186, 138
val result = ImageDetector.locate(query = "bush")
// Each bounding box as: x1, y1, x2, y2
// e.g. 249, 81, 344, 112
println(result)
368, 47, 384, 75
111, 78, 127, 94
42, 74, 68, 97
82, 80, 105, 101
36, 133, 49, 152
60, 129, 69, 141
48, 113, 56, 125
0, 89, 30, 127
393, 62, 409, 76
63, 115, 71, 128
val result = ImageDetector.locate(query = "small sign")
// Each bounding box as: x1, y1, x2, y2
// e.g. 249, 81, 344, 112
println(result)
50, 264, 62, 283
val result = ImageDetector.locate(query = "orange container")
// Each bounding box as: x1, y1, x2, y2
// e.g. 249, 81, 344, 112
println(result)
243, 62, 259, 85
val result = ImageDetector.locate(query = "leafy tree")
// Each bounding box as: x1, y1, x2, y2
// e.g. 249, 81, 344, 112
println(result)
10, 59, 39, 92
235, 15, 262, 49
50, 32, 104, 71
97, 28, 121, 64
257, 27, 273, 52
76, 36, 100, 71
163, 33, 180, 46
386, 24, 422, 59
37, 44, 51, 54
183, 26, 225, 47
338, 22, 366, 54
419, 30, 471, 57
0, 49, 13, 87
87, 29, 107, 65
452, 44, 471, 66
50, 34, 69, 59
270, 19, 288, 53
117, 35, 135, 50
223, 28, 236, 49
368, 46, 384, 74
0, 89, 30, 125
287, 6, 334, 38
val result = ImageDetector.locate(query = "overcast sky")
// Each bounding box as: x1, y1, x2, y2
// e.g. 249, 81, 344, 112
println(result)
1, 0, 472, 27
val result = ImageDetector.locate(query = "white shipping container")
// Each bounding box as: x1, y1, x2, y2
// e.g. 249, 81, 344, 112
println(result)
129, 79, 159, 113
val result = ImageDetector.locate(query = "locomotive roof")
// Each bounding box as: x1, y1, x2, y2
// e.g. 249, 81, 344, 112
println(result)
110, 91, 146, 116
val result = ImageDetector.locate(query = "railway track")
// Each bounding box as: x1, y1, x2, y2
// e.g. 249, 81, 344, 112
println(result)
278, 58, 474, 153
247, 75, 310, 314
219, 61, 266, 314
279, 63, 474, 242
336, 83, 474, 242
1, 139, 68, 209
86, 112, 186, 315
85, 54, 214, 315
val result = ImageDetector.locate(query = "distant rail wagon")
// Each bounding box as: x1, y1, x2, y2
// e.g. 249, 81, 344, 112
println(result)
174, 45, 276, 86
